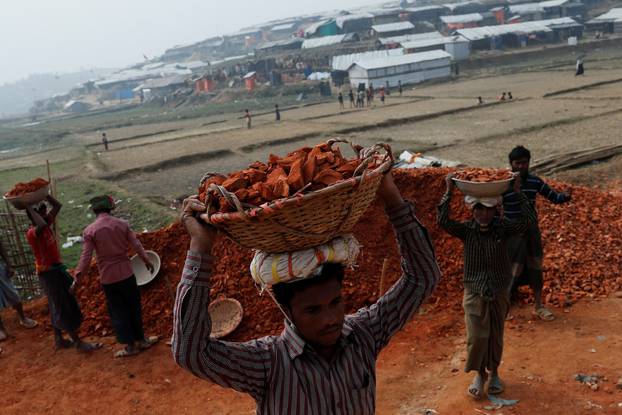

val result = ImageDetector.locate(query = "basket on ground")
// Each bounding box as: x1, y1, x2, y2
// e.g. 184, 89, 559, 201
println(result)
209, 298, 243, 339
204, 139, 393, 253
3, 185, 50, 210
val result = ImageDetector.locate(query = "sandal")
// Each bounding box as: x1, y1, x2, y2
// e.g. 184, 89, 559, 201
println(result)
55, 337, 75, 350
77, 341, 103, 353
533, 307, 555, 321
138, 336, 159, 350
20, 317, 38, 329
114, 346, 140, 358
468, 374, 486, 400
488, 376, 505, 395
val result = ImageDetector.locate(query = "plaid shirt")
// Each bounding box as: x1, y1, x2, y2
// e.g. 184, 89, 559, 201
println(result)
172, 202, 441, 415
437, 191, 536, 297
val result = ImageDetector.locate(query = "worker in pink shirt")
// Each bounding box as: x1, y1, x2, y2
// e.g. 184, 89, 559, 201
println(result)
74, 195, 158, 357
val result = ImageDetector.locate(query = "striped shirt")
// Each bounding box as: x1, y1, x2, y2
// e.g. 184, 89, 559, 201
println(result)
437, 191, 536, 297
172, 202, 441, 415
502, 174, 569, 220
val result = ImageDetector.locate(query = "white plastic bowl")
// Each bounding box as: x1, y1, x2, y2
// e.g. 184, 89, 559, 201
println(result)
3, 185, 50, 210
452, 177, 513, 198
131, 250, 161, 286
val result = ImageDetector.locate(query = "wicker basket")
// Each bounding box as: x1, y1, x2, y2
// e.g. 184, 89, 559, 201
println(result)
203, 139, 393, 253
3, 185, 50, 210
209, 298, 243, 339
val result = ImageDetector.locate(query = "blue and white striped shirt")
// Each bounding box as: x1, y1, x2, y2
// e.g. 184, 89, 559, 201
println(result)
502, 174, 569, 220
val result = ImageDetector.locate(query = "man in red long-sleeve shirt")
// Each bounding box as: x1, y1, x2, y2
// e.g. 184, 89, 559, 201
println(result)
74, 195, 158, 357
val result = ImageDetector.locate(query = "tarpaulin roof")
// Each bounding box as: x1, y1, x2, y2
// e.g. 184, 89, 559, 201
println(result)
371, 21, 415, 33
441, 13, 484, 24
455, 17, 579, 40
271, 22, 297, 31
348, 50, 452, 71
379, 31, 444, 46
302, 34, 348, 49
588, 8, 622, 23
509, 3, 545, 14
331, 48, 404, 71
539, 0, 570, 8
335, 13, 373, 29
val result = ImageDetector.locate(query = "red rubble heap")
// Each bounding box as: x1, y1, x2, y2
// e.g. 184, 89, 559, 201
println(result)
31, 169, 622, 342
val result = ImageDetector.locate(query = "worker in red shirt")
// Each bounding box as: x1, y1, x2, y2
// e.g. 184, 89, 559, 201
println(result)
74, 195, 158, 358
25, 195, 101, 352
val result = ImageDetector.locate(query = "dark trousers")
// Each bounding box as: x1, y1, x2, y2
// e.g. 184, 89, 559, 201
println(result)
102, 276, 145, 344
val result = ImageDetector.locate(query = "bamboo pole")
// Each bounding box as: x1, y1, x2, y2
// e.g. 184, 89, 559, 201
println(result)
46, 160, 62, 254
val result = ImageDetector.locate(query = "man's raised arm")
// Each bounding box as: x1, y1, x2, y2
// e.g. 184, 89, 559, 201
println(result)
171, 196, 271, 401
349, 172, 441, 355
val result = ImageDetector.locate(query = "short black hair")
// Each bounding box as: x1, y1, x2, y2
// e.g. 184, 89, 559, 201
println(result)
509, 145, 531, 162
93, 207, 112, 215
272, 262, 345, 309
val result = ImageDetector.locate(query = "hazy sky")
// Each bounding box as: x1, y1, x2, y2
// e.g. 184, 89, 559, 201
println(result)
0, 0, 384, 85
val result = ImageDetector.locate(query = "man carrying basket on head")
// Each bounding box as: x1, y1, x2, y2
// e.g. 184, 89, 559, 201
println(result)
172, 171, 441, 415
25, 195, 101, 352
438, 172, 536, 399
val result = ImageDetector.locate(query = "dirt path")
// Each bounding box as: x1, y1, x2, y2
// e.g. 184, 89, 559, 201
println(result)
2, 295, 621, 414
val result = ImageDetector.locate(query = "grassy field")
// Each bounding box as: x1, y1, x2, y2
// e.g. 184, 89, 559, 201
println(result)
2, 163, 175, 266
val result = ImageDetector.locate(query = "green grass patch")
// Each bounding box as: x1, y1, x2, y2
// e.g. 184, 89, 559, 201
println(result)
3, 171, 175, 267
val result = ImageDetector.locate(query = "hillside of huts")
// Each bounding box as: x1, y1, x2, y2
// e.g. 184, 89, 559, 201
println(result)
30, 0, 622, 116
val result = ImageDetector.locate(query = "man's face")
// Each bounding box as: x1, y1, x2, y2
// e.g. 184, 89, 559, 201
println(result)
288, 277, 345, 348
473, 204, 497, 226
510, 157, 530, 177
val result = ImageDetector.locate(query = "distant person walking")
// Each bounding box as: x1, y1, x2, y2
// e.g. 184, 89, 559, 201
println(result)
369, 82, 374, 102
508, 92, 513, 100
348, 89, 355, 108
478, 96, 484, 105
357, 90, 365, 108
380, 86, 386, 104
275, 104, 281, 122
498, 92, 506, 101
575, 58, 584, 76
385, 80, 390, 95
245, 109, 252, 129
338, 92, 344, 109
398, 80, 403, 96
102, 132, 109, 151
0, 240, 38, 342
366, 88, 372, 107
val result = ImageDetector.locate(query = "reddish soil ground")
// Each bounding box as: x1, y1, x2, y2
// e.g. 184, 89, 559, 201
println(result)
1, 295, 621, 414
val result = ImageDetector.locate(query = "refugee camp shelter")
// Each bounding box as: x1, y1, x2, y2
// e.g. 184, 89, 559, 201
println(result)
371, 21, 416, 37
400, 36, 471, 60
256, 38, 303, 53
586, 8, 622, 33
347, 50, 452, 88
63, 100, 91, 113
377, 31, 445, 49
335, 13, 374, 33
455, 17, 582, 49
134, 75, 189, 95
304, 19, 338, 37
508, 3, 545, 21
441, 13, 485, 30
301, 33, 358, 49
405, 6, 448, 23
